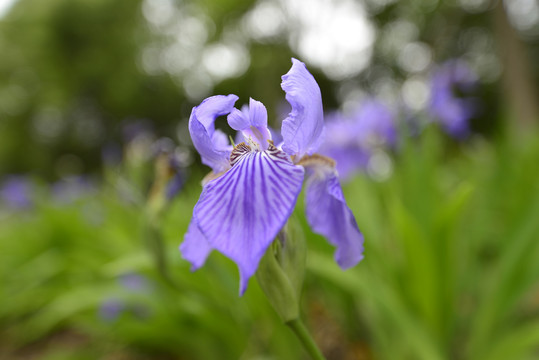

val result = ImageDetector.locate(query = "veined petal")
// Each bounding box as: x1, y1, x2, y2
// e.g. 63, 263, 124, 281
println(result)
248, 98, 268, 128
303, 161, 364, 269
281, 58, 324, 158
227, 108, 250, 131
189, 95, 238, 173
227, 98, 271, 150
180, 218, 213, 271
193, 143, 304, 295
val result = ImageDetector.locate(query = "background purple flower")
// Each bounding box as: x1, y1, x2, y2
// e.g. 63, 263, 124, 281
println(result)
0, 175, 33, 209
319, 99, 397, 180
51, 176, 96, 203
119, 273, 150, 292
99, 298, 125, 322
428, 60, 479, 139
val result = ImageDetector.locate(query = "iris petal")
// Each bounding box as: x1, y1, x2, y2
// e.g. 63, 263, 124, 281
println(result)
193, 144, 304, 294
189, 95, 238, 173
281, 58, 324, 158
248, 98, 268, 128
180, 219, 213, 271
304, 167, 364, 269
227, 108, 250, 131
227, 98, 271, 151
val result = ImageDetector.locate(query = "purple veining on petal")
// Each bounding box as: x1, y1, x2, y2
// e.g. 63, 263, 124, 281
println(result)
189, 95, 238, 172
304, 166, 364, 269
180, 218, 213, 271
281, 58, 325, 158
428, 60, 479, 139
193, 144, 304, 295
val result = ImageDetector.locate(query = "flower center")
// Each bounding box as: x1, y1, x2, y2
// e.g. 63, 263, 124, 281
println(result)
242, 125, 271, 151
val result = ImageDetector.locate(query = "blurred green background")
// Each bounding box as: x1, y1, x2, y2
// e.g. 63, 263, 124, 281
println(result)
1, 0, 539, 359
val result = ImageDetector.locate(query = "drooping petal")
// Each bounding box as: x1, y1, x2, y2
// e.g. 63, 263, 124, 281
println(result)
180, 218, 213, 271
189, 95, 238, 172
193, 143, 304, 294
303, 162, 364, 269
281, 58, 324, 158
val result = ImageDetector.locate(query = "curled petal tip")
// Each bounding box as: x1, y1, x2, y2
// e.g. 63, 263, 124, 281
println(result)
281, 59, 325, 159
189, 95, 238, 173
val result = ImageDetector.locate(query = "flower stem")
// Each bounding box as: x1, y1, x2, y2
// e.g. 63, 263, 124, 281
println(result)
286, 318, 326, 360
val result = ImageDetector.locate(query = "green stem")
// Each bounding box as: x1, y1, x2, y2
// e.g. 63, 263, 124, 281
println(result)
286, 318, 326, 360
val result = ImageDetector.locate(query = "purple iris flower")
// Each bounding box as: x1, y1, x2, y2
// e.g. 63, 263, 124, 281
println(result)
119, 273, 150, 292
99, 298, 125, 322
428, 60, 479, 139
180, 59, 364, 295
319, 100, 397, 180
0, 175, 33, 209
51, 176, 96, 203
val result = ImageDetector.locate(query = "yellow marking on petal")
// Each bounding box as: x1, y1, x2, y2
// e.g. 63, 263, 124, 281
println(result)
296, 153, 336, 168
202, 170, 227, 186
249, 126, 264, 143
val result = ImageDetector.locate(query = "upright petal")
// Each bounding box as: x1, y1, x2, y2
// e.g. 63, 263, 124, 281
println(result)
180, 218, 213, 271
227, 98, 271, 150
303, 163, 364, 269
281, 58, 324, 158
189, 95, 238, 172
248, 98, 268, 128
193, 143, 304, 294
227, 108, 250, 131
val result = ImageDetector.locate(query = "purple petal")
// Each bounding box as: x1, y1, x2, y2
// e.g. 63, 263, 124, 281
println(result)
189, 95, 238, 172
248, 98, 268, 128
228, 108, 250, 131
1, 175, 33, 209
180, 219, 213, 271
322, 146, 371, 181
227, 99, 271, 150
281, 58, 324, 158
305, 167, 364, 269
354, 100, 398, 147
99, 298, 124, 322
428, 60, 479, 139
119, 273, 150, 292
193, 144, 304, 295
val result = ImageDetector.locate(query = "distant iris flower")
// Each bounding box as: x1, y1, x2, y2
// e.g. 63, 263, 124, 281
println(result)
428, 60, 478, 139
0, 175, 33, 209
180, 59, 364, 294
319, 100, 397, 180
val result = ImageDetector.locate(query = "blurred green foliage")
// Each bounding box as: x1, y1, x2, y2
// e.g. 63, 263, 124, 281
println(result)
1, 0, 539, 358
1, 127, 539, 359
